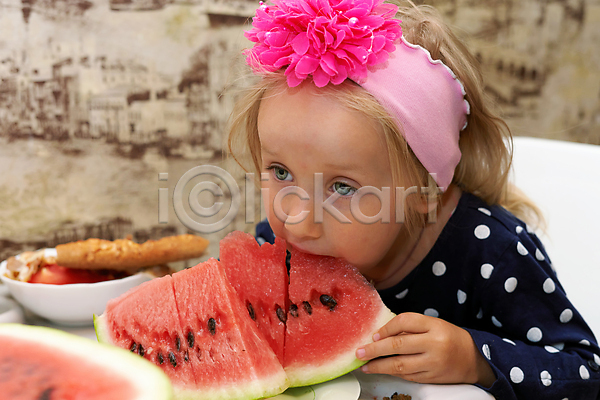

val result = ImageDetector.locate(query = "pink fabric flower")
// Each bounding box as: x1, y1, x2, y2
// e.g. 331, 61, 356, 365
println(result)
244, 0, 402, 87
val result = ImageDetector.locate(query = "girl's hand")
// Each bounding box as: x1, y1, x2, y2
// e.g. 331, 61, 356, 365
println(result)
356, 312, 495, 387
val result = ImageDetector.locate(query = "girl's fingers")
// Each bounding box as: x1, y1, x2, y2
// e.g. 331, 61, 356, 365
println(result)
375, 312, 432, 341
356, 333, 427, 361
361, 353, 428, 377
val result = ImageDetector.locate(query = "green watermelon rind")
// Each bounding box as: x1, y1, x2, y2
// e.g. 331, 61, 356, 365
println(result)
171, 378, 290, 400
285, 306, 396, 388
93, 313, 110, 343
0, 322, 173, 400
95, 314, 289, 400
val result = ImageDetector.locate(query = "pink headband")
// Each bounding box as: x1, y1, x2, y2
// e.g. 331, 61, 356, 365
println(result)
244, 0, 470, 189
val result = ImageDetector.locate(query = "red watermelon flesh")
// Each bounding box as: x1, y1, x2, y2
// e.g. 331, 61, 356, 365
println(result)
1, 336, 136, 400
97, 258, 289, 400
219, 231, 288, 364
171, 258, 289, 399
284, 249, 396, 387
99, 274, 198, 391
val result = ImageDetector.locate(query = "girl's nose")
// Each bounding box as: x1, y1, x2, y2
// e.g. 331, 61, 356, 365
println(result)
276, 187, 322, 240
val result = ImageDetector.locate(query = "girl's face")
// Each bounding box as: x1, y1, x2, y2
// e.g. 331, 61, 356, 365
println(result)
257, 83, 410, 280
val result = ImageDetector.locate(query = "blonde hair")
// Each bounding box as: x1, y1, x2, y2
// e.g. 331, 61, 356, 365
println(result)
227, 1, 543, 230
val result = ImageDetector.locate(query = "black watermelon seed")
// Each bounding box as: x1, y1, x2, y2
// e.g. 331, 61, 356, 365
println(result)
187, 331, 194, 348
320, 294, 337, 311
38, 387, 54, 400
184, 351, 190, 362
176, 336, 181, 352
247, 302, 256, 321
157, 352, 164, 365
276, 306, 287, 323
138, 344, 145, 357
130, 342, 137, 352
169, 352, 177, 367
303, 301, 313, 315
289, 303, 299, 318
285, 250, 291, 273
208, 318, 216, 335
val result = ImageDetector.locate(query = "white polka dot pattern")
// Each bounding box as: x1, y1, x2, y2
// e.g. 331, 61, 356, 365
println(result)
395, 288, 408, 299
432, 261, 446, 276
474, 225, 490, 239
504, 277, 518, 293
457, 290, 467, 304
543, 278, 556, 294
527, 327, 543, 342
560, 309, 573, 324
540, 370, 552, 386
482, 344, 491, 360
580, 365, 590, 380
478, 207, 491, 216
535, 248, 545, 261
516, 225, 524, 234
545, 345, 560, 354
510, 367, 524, 383
480, 263, 494, 279
492, 316, 502, 328
517, 241, 528, 256
503, 338, 516, 346
424, 308, 439, 318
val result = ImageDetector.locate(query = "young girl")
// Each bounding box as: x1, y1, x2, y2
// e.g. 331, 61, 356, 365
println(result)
228, 0, 600, 398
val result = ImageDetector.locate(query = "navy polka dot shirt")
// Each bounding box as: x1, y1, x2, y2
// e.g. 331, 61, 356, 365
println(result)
255, 192, 600, 399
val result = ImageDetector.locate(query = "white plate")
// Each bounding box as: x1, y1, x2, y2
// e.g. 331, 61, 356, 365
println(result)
353, 370, 495, 400
0, 282, 9, 297
0, 296, 24, 324
269, 373, 361, 400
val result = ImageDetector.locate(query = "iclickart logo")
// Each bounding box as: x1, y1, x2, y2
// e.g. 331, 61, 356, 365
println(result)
158, 165, 442, 234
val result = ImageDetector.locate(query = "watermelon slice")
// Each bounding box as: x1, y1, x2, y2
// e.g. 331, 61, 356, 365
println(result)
96, 231, 395, 398
219, 231, 288, 364
284, 249, 396, 387
0, 323, 172, 400
96, 258, 289, 400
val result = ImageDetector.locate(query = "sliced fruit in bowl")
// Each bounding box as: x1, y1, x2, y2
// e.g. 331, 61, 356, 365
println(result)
0, 254, 154, 326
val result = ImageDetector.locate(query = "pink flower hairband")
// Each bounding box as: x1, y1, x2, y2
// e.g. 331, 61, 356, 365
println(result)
245, 0, 402, 87
244, 0, 470, 190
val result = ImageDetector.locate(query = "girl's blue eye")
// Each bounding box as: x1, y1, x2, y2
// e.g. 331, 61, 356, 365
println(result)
333, 182, 356, 196
272, 166, 292, 181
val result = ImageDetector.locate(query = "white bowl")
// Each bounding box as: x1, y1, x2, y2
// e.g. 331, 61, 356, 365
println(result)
0, 250, 154, 326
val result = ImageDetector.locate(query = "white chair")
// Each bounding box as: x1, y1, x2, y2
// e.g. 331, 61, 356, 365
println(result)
511, 136, 600, 338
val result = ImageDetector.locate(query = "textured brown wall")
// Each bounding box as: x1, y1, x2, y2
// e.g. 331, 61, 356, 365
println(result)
0, 0, 597, 261
425, 0, 600, 144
